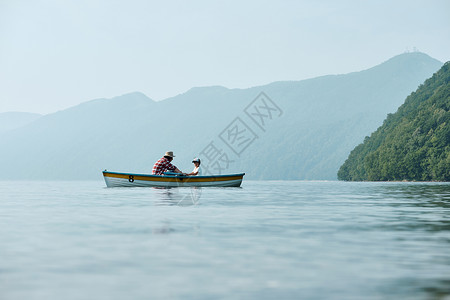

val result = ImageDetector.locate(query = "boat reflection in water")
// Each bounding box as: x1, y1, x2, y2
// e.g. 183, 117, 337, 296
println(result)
153, 187, 202, 206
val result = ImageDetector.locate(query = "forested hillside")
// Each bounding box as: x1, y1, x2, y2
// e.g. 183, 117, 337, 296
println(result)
338, 62, 450, 181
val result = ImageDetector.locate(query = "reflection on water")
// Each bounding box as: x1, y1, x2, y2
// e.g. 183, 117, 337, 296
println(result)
375, 183, 450, 205
423, 279, 450, 299
368, 183, 450, 232
152, 187, 202, 206
151, 220, 175, 234
1, 181, 449, 299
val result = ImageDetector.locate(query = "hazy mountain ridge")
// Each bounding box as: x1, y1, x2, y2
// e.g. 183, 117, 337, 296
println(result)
0, 112, 42, 134
0, 52, 443, 180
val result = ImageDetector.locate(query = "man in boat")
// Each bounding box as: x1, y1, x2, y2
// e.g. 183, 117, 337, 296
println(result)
152, 151, 184, 175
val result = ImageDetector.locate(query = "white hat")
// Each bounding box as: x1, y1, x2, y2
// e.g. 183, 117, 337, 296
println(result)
192, 158, 200, 163
164, 151, 175, 158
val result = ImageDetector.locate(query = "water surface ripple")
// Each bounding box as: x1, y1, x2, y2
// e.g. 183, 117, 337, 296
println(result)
0, 181, 449, 299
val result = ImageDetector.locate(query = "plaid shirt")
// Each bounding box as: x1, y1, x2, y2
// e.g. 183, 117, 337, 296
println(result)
152, 157, 176, 175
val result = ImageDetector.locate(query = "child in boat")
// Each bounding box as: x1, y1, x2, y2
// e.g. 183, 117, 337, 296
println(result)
186, 158, 202, 176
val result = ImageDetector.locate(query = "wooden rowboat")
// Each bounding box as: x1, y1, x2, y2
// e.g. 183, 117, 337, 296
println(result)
102, 170, 245, 187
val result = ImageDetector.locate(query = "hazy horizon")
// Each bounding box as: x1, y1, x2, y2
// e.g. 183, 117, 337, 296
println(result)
1, 0, 449, 114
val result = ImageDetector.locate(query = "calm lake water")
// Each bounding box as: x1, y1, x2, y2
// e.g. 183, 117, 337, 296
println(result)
0, 180, 449, 300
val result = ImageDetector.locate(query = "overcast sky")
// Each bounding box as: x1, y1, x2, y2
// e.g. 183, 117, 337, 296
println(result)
1, 0, 449, 114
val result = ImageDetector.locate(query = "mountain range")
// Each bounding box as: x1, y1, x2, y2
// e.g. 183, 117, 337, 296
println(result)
0, 112, 41, 134
0, 52, 443, 180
